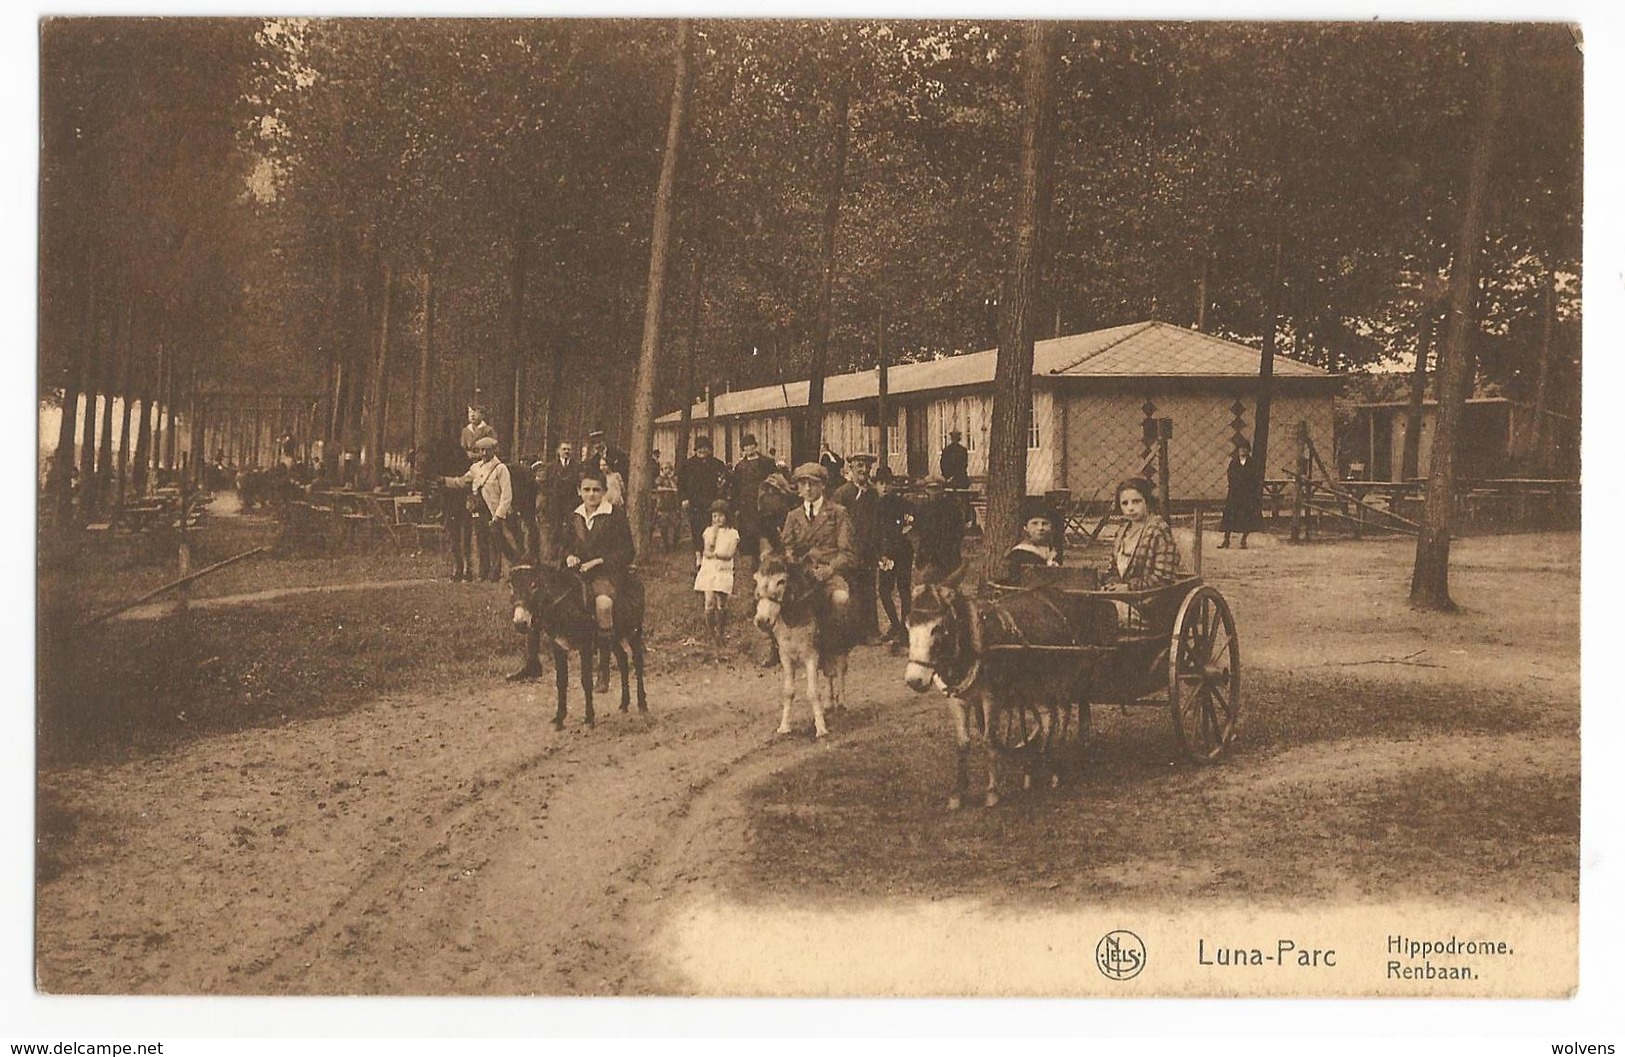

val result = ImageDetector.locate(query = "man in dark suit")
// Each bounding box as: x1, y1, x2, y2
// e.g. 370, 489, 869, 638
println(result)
539, 440, 580, 561
873, 466, 914, 645
908, 473, 965, 581
781, 463, 855, 628
729, 432, 775, 572
678, 435, 730, 567
940, 429, 970, 488
832, 452, 882, 643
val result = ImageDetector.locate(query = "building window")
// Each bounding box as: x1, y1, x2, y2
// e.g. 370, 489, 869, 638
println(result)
1029, 397, 1041, 450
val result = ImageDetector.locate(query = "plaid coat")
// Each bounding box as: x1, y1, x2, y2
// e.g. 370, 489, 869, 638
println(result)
1103, 515, 1181, 590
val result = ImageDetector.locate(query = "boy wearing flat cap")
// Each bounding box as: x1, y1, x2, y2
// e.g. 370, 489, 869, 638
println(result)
780, 463, 855, 630
443, 435, 518, 579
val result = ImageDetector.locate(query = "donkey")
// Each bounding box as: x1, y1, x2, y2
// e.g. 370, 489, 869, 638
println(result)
903, 569, 1090, 809
753, 551, 850, 739
509, 563, 648, 729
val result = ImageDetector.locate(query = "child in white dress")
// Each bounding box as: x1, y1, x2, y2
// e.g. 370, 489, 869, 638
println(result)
694, 499, 739, 641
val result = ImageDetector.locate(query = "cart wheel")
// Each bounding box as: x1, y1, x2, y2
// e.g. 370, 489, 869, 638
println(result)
991, 701, 1045, 754
1169, 585, 1242, 762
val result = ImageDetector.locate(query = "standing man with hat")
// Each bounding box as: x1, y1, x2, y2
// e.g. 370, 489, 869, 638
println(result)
678, 435, 730, 569
909, 474, 965, 581
940, 429, 970, 489
443, 435, 517, 580
781, 463, 855, 632
832, 452, 882, 643
461, 404, 500, 577
873, 466, 914, 645
729, 433, 775, 574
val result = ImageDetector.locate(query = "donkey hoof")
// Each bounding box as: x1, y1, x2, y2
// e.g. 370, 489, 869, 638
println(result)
1049, 773, 1061, 789
551, 718, 565, 732
637, 703, 648, 714
775, 724, 793, 735
984, 791, 1001, 809
619, 702, 630, 713
814, 728, 829, 740
946, 796, 963, 812
1022, 774, 1033, 791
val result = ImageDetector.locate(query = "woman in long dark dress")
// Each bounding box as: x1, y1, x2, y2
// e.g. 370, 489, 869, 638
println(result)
1220, 439, 1262, 549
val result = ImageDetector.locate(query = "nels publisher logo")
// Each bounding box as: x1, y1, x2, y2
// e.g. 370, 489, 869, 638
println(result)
1096, 930, 1147, 981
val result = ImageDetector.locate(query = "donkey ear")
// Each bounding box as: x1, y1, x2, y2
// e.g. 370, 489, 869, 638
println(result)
940, 563, 967, 589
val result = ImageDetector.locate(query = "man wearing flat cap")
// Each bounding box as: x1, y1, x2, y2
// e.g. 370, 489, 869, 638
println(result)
833, 452, 882, 643
780, 462, 855, 631
443, 435, 518, 580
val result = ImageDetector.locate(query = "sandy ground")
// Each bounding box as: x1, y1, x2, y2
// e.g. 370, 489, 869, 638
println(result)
35, 531, 1579, 995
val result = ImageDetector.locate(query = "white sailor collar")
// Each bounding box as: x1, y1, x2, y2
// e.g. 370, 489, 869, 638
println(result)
574, 498, 615, 521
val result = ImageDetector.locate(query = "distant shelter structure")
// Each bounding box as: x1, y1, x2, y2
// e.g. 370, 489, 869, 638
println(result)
655, 321, 1341, 504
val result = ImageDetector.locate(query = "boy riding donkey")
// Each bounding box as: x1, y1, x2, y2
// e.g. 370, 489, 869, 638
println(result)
777, 462, 855, 635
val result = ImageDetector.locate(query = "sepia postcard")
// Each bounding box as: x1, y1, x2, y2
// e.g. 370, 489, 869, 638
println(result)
20, 6, 1613, 1046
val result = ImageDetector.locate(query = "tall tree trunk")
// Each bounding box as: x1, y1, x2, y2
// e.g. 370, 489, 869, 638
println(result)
187, 360, 203, 485
131, 316, 154, 497
368, 261, 395, 487
1411, 31, 1507, 610
147, 333, 167, 480
876, 309, 890, 469
79, 278, 101, 512
805, 71, 850, 462
97, 291, 122, 501
507, 224, 528, 454
1194, 241, 1210, 332
983, 20, 1059, 582
626, 19, 692, 547
544, 338, 565, 453
115, 298, 136, 507
1528, 263, 1557, 474
51, 319, 82, 523
1401, 307, 1435, 481
413, 269, 433, 459
677, 254, 702, 465
162, 351, 179, 472
1253, 232, 1283, 478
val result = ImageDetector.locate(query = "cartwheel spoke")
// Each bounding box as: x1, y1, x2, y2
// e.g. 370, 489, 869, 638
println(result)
1200, 598, 1219, 648
1210, 683, 1236, 736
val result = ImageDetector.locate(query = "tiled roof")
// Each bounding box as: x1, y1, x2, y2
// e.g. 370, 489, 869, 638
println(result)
658, 321, 1330, 422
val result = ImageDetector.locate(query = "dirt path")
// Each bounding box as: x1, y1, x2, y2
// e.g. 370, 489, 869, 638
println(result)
37, 533, 1581, 995
36, 641, 911, 994
114, 579, 442, 622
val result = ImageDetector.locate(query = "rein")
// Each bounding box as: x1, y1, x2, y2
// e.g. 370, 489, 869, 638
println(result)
913, 587, 985, 697
515, 565, 591, 621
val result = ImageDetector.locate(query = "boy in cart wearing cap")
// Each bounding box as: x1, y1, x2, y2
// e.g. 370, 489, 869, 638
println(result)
779, 462, 855, 630
998, 495, 1065, 585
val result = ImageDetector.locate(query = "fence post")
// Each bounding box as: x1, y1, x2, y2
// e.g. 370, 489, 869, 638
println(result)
1192, 503, 1203, 576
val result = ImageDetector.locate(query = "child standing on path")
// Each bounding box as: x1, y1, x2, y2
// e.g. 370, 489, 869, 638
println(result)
694, 499, 740, 642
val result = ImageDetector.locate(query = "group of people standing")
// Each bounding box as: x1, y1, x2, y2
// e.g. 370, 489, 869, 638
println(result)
677, 431, 974, 652
424, 404, 1262, 661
